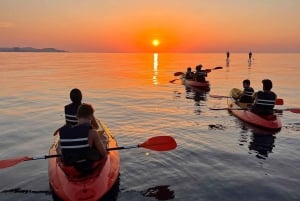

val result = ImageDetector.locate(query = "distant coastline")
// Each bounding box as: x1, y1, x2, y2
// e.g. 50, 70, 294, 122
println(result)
0, 47, 67, 52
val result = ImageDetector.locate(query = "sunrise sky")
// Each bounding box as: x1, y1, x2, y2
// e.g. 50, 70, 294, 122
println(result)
0, 0, 300, 53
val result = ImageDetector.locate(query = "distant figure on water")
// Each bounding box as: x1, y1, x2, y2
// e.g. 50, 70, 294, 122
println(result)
248, 51, 253, 61
252, 79, 277, 115
185, 67, 194, 80
193, 64, 207, 82
226, 51, 230, 60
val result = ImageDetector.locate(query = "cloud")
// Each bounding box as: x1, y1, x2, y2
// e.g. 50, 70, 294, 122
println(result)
0, 22, 14, 29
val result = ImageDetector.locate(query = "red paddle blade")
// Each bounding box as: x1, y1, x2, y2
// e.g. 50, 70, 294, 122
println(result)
275, 98, 284, 105
174, 72, 183, 76
0, 156, 32, 169
169, 79, 179, 83
287, 108, 300, 113
213, 66, 223, 70
139, 136, 177, 151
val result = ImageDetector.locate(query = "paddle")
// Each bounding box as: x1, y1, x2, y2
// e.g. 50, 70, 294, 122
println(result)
209, 95, 284, 105
209, 108, 246, 111
209, 107, 300, 113
0, 136, 177, 169
108, 136, 177, 151
0, 155, 60, 169
173, 66, 223, 77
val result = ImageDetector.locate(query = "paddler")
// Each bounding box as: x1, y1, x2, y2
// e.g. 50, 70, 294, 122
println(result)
237, 79, 255, 108
58, 104, 108, 170
193, 64, 207, 82
252, 79, 277, 115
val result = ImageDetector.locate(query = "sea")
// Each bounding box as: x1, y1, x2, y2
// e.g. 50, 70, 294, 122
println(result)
0, 53, 299, 201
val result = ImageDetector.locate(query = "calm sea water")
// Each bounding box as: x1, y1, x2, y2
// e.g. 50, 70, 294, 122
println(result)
0, 53, 300, 201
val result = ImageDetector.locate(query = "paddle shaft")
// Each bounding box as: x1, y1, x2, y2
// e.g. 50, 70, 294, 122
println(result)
174, 66, 222, 76
28, 146, 138, 159
31, 154, 61, 160
107, 145, 138, 151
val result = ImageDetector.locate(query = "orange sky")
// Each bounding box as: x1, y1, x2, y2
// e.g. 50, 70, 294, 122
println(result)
0, 0, 300, 52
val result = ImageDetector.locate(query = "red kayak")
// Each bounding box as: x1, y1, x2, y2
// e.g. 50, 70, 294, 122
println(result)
181, 74, 210, 88
227, 88, 282, 131
48, 119, 120, 201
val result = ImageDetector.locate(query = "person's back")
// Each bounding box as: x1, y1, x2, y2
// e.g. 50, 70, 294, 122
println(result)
185, 67, 194, 80
252, 79, 277, 115
65, 88, 82, 126
239, 79, 254, 103
194, 65, 207, 82
59, 123, 91, 166
59, 104, 107, 172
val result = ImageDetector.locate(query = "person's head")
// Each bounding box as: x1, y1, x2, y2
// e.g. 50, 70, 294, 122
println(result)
243, 79, 251, 88
196, 64, 202, 71
77, 103, 94, 120
187, 67, 192, 72
262, 79, 273, 91
70, 88, 82, 104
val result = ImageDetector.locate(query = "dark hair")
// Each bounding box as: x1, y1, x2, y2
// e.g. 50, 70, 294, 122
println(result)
262, 79, 273, 91
196, 64, 202, 69
70, 88, 82, 104
187, 67, 192, 71
77, 104, 94, 118
243, 79, 250, 85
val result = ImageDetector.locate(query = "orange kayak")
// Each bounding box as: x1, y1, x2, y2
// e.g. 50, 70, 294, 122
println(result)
227, 88, 282, 131
48, 119, 120, 201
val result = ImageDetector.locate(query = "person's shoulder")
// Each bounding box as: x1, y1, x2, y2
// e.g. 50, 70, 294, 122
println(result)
88, 128, 98, 138
271, 91, 277, 96
64, 103, 73, 109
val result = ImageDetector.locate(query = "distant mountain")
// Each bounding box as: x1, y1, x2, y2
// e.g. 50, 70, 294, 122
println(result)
0, 47, 67, 52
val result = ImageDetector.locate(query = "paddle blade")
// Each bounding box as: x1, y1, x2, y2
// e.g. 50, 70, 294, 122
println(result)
275, 98, 284, 105
139, 136, 177, 151
209, 95, 230, 98
287, 108, 300, 113
169, 79, 179, 83
174, 72, 183, 76
213, 66, 223, 70
0, 156, 32, 169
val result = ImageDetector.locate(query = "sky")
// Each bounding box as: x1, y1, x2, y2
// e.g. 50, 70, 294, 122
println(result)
0, 0, 300, 53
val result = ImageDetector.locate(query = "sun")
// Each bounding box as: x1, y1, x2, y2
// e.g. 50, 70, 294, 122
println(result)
152, 39, 160, 47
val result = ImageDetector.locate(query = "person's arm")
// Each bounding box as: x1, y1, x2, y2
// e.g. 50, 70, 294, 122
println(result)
89, 130, 107, 158
252, 92, 257, 103
91, 115, 99, 129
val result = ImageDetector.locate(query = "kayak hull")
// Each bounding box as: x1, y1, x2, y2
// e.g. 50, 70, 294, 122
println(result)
48, 119, 120, 201
181, 74, 210, 89
227, 88, 282, 131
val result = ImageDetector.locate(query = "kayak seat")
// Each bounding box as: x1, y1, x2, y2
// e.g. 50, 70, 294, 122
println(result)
59, 158, 107, 179
260, 114, 277, 120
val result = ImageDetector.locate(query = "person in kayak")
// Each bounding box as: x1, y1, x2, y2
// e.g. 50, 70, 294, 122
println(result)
64, 88, 99, 129
193, 64, 207, 82
65, 88, 82, 126
239, 79, 254, 104
185, 67, 194, 79
252, 79, 277, 115
59, 103, 108, 170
